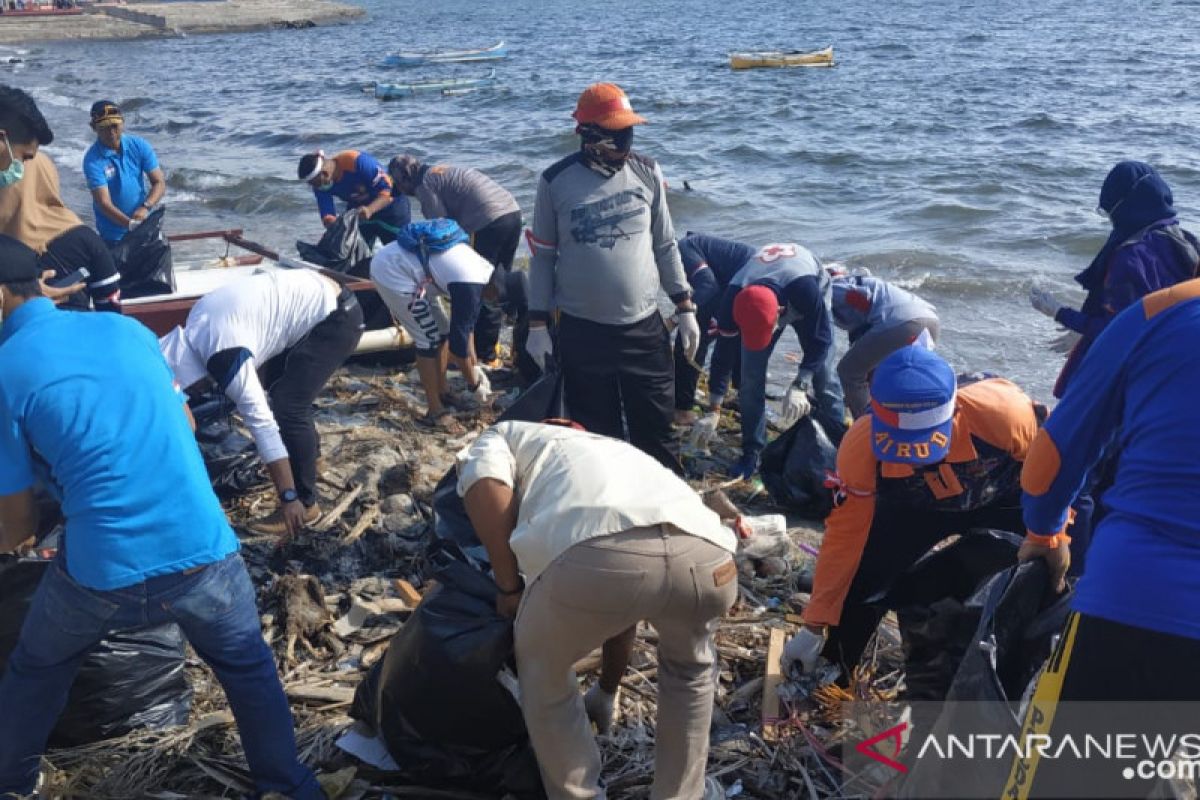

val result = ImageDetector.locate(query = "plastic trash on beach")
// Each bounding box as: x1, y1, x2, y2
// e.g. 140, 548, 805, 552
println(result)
759, 416, 838, 518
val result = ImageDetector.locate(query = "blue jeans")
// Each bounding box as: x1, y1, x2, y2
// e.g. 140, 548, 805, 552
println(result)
0, 553, 321, 799
739, 332, 846, 462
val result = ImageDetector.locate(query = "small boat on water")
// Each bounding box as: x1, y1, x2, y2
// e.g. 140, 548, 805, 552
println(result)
729, 46, 834, 70
383, 41, 507, 68
372, 69, 497, 100
125, 229, 411, 355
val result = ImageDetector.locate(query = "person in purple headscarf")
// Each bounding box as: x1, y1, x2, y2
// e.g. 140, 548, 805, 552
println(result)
1032, 161, 1200, 397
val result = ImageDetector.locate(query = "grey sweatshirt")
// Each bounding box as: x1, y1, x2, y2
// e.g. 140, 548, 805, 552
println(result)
415, 164, 520, 233
528, 151, 690, 325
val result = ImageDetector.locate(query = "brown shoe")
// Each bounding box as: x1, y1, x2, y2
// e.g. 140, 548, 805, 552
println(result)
248, 502, 321, 535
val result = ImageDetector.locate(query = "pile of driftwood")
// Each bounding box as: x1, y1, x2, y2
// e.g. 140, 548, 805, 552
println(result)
39, 361, 905, 800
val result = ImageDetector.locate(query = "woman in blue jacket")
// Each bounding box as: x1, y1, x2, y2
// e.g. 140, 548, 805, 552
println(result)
1031, 161, 1199, 397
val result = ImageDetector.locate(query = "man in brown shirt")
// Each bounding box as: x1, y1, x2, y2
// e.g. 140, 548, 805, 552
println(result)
0, 85, 120, 311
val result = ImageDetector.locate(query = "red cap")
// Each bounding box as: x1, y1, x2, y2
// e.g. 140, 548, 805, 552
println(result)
732, 285, 780, 351
572, 83, 647, 129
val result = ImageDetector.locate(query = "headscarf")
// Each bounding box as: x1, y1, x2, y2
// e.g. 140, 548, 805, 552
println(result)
387, 154, 426, 195
394, 219, 469, 255
1076, 161, 1176, 295
577, 123, 634, 178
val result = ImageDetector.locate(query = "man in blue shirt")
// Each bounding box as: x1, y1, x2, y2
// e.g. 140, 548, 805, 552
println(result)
297, 149, 411, 247
1013, 278, 1200, 797
0, 235, 321, 799
81, 100, 166, 244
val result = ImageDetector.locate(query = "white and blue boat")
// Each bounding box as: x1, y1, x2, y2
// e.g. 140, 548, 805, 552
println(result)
383, 41, 507, 68
372, 69, 498, 100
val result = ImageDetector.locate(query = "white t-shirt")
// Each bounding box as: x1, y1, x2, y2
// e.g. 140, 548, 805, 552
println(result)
456, 421, 737, 584
163, 269, 339, 463
369, 240, 494, 297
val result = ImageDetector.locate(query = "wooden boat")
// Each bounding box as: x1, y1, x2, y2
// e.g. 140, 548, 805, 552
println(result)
372, 69, 497, 100
123, 229, 412, 354
729, 46, 834, 70
383, 41, 506, 68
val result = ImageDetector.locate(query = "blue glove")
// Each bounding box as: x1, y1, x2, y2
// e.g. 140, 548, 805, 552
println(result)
731, 452, 759, 480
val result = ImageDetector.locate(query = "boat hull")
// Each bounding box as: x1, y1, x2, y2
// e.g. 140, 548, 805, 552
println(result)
374, 69, 496, 100
729, 46, 834, 70
383, 41, 506, 68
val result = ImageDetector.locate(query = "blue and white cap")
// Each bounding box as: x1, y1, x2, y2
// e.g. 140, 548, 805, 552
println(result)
869, 345, 957, 466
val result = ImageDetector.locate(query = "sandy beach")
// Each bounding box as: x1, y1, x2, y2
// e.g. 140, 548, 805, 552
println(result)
0, 0, 365, 44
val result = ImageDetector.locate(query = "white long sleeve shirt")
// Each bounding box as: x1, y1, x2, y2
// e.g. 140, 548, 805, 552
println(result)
456, 421, 737, 583
160, 269, 339, 463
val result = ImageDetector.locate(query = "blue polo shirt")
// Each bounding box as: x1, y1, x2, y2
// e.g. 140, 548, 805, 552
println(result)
0, 298, 238, 591
82, 133, 160, 243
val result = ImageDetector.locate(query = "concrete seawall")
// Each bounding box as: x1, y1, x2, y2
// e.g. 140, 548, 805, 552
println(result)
0, 0, 366, 44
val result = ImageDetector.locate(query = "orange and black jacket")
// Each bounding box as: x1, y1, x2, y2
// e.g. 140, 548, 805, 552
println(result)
805, 378, 1045, 627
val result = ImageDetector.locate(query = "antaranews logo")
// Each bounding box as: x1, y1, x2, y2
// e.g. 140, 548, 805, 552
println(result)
855, 721, 910, 774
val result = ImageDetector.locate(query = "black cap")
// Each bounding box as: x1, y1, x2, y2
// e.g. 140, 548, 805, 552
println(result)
89, 100, 122, 127
0, 235, 39, 283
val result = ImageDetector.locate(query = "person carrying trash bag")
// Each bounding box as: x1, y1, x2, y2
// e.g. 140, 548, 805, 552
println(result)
370, 219, 494, 430
781, 345, 1085, 679
456, 419, 738, 800
525, 83, 700, 473
694, 242, 847, 479
297, 149, 411, 247
1009, 278, 1200, 798
828, 269, 940, 418
0, 236, 322, 799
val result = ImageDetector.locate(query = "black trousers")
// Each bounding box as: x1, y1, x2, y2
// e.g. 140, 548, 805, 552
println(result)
261, 291, 364, 506
1011, 613, 1200, 799
823, 499, 1024, 673
471, 211, 523, 360
671, 298, 741, 410
558, 311, 682, 474
38, 225, 121, 312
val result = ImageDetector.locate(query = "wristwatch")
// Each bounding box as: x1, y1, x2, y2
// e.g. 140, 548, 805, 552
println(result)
280, 488, 299, 504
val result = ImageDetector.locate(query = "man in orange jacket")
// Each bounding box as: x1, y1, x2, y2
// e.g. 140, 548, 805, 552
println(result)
782, 346, 1075, 675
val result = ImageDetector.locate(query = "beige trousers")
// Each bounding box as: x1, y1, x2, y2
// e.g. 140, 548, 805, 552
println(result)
514, 525, 738, 800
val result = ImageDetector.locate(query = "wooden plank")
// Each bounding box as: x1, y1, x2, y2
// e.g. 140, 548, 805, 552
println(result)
286, 684, 355, 704
394, 578, 424, 607
785, 613, 805, 626
341, 504, 380, 545
762, 627, 787, 741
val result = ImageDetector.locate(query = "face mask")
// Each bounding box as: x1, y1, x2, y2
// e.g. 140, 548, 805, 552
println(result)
1096, 172, 1153, 223
0, 136, 23, 189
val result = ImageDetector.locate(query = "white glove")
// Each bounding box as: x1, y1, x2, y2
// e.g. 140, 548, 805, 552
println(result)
778, 383, 813, 430
584, 684, 619, 733
690, 410, 720, 451
781, 626, 826, 675
127, 217, 142, 231
470, 365, 491, 403
525, 325, 553, 369
1030, 287, 1063, 319
676, 309, 701, 362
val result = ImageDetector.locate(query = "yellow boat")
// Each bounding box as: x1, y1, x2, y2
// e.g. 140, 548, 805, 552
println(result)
729, 46, 835, 70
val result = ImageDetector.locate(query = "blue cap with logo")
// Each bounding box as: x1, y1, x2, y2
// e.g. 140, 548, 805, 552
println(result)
869, 346, 957, 466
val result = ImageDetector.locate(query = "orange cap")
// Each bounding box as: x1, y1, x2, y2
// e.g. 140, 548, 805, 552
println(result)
572, 83, 647, 129
732, 285, 781, 351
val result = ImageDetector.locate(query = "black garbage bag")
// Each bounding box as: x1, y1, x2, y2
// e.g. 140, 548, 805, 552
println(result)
0, 557, 191, 747
111, 206, 174, 299
759, 415, 839, 518
350, 539, 545, 798
349, 373, 568, 797
871, 530, 1022, 702
894, 560, 1073, 798
296, 210, 373, 274
191, 396, 266, 498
